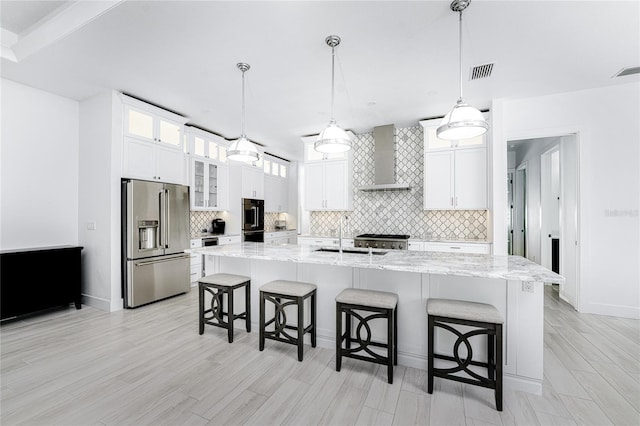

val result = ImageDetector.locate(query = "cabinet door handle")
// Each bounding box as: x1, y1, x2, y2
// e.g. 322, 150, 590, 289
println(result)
450, 197, 454, 206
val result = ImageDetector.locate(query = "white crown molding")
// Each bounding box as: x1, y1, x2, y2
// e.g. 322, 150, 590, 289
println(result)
5, 0, 124, 63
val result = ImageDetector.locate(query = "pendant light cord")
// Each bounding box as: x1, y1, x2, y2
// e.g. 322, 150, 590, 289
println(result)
458, 9, 463, 101
330, 43, 336, 123
241, 68, 246, 137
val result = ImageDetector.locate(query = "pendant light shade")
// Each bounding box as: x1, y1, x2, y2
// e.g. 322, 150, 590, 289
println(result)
437, 0, 488, 141
228, 62, 260, 163
315, 35, 352, 153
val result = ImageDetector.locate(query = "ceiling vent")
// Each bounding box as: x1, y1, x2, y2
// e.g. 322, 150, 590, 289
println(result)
470, 63, 494, 80
612, 66, 640, 78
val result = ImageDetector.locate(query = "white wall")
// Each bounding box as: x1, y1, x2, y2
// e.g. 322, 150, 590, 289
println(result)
78, 91, 123, 311
0, 79, 79, 250
493, 82, 640, 319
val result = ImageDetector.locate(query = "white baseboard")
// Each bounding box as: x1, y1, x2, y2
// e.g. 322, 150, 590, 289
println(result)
582, 301, 640, 319
81, 294, 111, 312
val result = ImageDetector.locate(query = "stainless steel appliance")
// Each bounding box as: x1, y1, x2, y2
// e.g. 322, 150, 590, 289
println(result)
122, 179, 190, 308
211, 218, 225, 235
354, 234, 410, 250
242, 198, 264, 242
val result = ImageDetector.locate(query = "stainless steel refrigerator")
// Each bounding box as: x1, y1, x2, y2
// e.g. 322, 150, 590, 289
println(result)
122, 179, 190, 308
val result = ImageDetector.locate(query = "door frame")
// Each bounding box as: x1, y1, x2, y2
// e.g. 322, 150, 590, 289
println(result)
502, 127, 582, 312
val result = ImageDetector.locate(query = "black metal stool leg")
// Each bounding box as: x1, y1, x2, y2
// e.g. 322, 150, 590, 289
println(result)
198, 283, 205, 335
227, 289, 234, 343
245, 281, 251, 333
387, 307, 393, 384
496, 324, 503, 411
311, 291, 317, 348
336, 303, 342, 372
259, 291, 265, 351
394, 305, 398, 366
297, 296, 304, 361
427, 315, 434, 394
345, 308, 351, 350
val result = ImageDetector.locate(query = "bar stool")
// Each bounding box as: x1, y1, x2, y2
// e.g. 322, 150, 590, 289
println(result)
427, 298, 503, 411
259, 280, 317, 361
335, 288, 398, 384
199, 273, 251, 343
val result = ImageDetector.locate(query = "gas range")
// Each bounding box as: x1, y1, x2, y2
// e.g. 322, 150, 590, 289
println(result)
354, 234, 410, 250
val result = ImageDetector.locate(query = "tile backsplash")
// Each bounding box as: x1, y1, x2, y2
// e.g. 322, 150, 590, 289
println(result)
309, 125, 488, 240
190, 211, 220, 236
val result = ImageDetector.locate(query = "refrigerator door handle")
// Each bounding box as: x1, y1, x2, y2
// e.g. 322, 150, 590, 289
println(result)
159, 189, 166, 249
134, 253, 190, 267
164, 188, 170, 249
252, 206, 258, 228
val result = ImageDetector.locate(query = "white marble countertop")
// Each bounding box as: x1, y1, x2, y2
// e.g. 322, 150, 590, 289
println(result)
189, 242, 563, 284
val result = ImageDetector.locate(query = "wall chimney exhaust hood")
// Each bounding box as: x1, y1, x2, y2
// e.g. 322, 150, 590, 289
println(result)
357, 124, 411, 191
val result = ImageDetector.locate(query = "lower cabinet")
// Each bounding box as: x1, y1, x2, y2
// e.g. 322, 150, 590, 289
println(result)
298, 236, 340, 247
423, 242, 491, 254
265, 230, 297, 245
218, 235, 241, 245
190, 239, 203, 286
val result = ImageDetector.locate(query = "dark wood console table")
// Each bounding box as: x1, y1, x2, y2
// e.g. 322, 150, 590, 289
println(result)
1, 245, 83, 321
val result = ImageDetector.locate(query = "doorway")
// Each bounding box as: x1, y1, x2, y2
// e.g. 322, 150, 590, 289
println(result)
507, 135, 580, 310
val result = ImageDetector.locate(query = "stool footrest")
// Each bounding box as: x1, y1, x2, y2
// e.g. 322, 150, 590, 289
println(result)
432, 370, 496, 390
341, 352, 390, 367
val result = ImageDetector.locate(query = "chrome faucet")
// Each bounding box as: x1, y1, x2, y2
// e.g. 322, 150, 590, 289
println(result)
339, 215, 348, 253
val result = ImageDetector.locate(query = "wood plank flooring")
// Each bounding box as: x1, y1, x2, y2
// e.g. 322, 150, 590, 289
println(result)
1, 285, 638, 425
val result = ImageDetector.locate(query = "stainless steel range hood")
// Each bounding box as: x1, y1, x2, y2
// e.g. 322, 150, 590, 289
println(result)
357, 124, 411, 191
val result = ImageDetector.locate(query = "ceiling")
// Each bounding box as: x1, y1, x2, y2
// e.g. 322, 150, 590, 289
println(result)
1, 0, 639, 160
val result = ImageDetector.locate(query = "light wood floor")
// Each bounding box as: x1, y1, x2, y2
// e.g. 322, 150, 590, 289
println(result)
1, 285, 638, 425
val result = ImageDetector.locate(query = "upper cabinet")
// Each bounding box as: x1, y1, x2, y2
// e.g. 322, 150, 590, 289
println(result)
264, 154, 290, 213
420, 116, 488, 210
241, 164, 264, 199
185, 127, 230, 211
121, 95, 188, 185
301, 135, 354, 211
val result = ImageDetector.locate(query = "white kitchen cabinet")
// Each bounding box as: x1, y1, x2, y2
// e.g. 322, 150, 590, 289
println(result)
123, 136, 186, 184
424, 147, 487, 210
185, 126, 228, 163
298, 236, 340, 247
191, 158, 228, 211
264, 175, 288, 213
241, 165, 264, 199
190, 239, 203, 286
304, 161, 352, 211
123, 99, 185, 148
423, 242, 491, 254
218, 235, 241, 245
121, 95, 188, 185
408, 240, 424, 251
264, 230, 297, 246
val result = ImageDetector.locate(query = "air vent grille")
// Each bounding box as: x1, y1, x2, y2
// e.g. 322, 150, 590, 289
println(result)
613, 66, 640, 78
470, 63, 494, 80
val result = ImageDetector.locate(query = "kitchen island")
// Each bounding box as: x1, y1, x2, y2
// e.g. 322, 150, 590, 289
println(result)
190, 242, 563, 395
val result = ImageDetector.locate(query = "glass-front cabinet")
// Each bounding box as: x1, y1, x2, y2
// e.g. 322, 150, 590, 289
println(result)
186, 126, 229, 211
191, 158, 228, 211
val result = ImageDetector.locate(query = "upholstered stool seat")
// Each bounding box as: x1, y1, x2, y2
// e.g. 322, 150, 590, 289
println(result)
335, 288, 398, 384
259, 280, 317, 361
427, 298, 503, 411
199, 273, 251, 343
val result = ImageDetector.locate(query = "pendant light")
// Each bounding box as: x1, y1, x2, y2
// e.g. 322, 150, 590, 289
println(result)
228, 62, 260, 163
315, 35, 352, 154
437, 0, 489, 140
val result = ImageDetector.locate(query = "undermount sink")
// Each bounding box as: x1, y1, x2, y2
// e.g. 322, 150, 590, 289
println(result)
314, 248, 387, 256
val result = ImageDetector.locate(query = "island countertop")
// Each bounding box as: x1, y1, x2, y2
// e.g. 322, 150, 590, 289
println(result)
189, 242, 563, 284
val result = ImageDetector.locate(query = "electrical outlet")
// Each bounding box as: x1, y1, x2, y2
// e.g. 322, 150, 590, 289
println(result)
522, 282, 534, 293
87, 221, 96, 231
